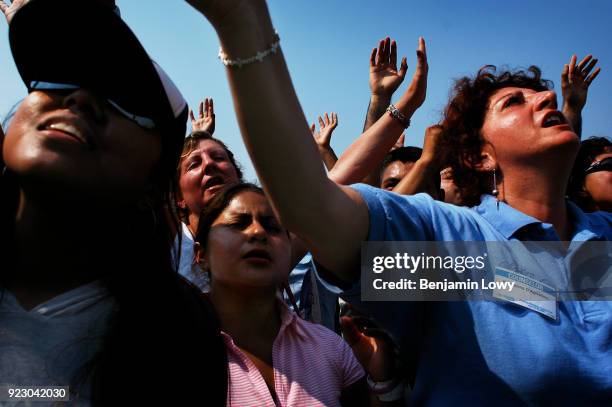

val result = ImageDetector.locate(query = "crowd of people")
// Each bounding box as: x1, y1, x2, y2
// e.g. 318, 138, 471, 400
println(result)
0, 0, 610, 406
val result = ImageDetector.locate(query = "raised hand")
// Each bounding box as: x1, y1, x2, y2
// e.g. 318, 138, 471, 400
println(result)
185, 0, 373, 281
311, 112, 338, 149
0, 0, 30, 24
311, 112, 339, 171
392, 125, 445, 198
399, 37, 428, 115
369, 37, 408, 99
190, 98, 215, 135
561, 54, 600, 136
420, 125, 445, 164
561, 54, 601, 111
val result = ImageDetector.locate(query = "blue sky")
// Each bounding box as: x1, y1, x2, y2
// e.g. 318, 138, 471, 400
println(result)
1, 0, 610, 182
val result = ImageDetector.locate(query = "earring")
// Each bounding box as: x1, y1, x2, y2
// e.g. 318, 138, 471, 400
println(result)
490, 167, 501, 210
491, 168, 499, 197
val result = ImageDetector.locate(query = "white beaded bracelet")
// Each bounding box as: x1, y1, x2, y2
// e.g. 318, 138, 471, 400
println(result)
218, 31, 281, 68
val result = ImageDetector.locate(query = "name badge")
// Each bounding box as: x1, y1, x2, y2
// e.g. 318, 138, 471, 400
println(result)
492, 267, 558, 320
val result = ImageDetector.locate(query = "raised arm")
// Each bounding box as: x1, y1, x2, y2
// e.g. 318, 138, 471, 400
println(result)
190, 97, 216, 135
328, 38, 428, 186
363, 37, 408, 131
185, 0, 368, 280
360, 38, 408, 186
393, 125, 444, 197
311, 112, 339, 171
561, 54, 601, 138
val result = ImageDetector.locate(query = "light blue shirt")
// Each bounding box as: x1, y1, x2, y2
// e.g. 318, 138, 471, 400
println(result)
322, 184, 612, 406
288, 253, 339, 331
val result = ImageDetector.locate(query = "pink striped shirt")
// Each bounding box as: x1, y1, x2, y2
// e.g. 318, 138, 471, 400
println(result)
222, 303, 365, 406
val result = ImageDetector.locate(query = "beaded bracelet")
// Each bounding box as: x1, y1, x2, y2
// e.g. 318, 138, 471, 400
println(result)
218, 31, 281, 68
386, 104, 411, 128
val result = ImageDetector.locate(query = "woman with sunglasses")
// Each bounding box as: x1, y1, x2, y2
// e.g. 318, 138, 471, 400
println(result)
186, 0, 611, 405
568, 136, 611, 212
0, 1, 226, 404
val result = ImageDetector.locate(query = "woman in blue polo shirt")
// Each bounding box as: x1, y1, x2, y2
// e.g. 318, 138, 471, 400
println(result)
187, 1, 611, 405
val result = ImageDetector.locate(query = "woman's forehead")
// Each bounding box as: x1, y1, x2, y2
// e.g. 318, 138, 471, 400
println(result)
183, 138, 227, 160
195, 138, 227, 153
224, 192, 271, 215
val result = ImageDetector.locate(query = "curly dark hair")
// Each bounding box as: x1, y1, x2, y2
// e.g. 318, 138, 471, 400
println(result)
440, 65, 553, 206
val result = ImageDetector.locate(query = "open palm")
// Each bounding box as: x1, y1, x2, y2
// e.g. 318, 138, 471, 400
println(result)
369, 37, 408, 98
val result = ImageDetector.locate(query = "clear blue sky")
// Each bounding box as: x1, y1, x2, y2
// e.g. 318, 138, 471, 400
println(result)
1, 0, 610, 182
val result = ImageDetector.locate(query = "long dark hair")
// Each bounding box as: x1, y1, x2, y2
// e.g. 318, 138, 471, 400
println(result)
0, 110, 228, 405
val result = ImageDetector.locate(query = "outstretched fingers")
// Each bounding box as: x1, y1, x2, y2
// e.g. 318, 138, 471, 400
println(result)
568, 54, 577, 80
205, 97, 215, 117
585, 67, 601, 86
416, 36, 428, 71
382, 37, 390, 65
369, 47, 377, 67
376, 39, 385, 66
576, 54, 592, 71
582, 58, 598, 76
399, 56, 408, 79
390, 40, 398, 70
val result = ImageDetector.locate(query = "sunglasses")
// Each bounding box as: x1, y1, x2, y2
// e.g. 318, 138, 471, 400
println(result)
29, 81, 156, 130
585, 157, 612, 175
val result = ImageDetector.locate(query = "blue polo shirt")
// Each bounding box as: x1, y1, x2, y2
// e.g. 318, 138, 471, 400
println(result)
327, 184, 612, 406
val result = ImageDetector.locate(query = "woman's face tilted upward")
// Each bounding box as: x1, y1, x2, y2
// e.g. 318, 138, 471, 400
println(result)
3, 88, 162, 205
481, 87, 579, 167
178, 138, 240, 214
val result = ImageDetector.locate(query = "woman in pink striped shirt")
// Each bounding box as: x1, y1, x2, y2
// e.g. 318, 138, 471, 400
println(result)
194, 183, 400, 406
